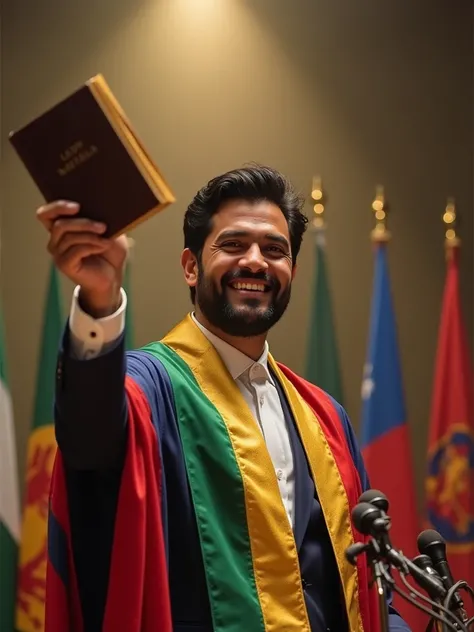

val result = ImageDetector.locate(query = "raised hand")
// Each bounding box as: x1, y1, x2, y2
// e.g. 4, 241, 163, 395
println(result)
37, 200, 129, 317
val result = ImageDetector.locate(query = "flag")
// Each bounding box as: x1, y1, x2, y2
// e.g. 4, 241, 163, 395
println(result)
425, 243, 474, 591
304, 226, 344, 404
16, 265, 63, 632
0, 300, 21, 632
360, 242, 425, 631
124, 256, 134, 350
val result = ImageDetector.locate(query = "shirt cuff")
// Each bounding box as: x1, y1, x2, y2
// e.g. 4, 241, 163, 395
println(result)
68, 285, 127, 359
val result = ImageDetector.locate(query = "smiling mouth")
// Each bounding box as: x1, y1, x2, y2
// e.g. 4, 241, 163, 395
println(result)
228, 281, 271, 293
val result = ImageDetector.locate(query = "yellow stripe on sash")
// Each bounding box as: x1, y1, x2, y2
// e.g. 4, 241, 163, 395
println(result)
268, 357, 364, 632
161, 315, 310, 631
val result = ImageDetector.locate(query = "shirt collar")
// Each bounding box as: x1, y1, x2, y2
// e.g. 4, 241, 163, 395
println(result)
191, 312, 270, 381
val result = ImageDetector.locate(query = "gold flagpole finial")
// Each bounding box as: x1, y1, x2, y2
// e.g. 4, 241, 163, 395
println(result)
443, 197, 460, 259
443, 197, 460, 245
370, 185, 391, 242
311, 175, 325, 229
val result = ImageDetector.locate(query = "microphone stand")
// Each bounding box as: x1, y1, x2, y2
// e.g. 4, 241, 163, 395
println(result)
346, 538, 393, 632
350, 495, 473, 631
371, 557, 391, 632
347, 538, 465, 632
346, 535, 467, 630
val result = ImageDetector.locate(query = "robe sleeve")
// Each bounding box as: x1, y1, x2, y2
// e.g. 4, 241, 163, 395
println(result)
54, 326, 128, 471
47, 344, 173, 632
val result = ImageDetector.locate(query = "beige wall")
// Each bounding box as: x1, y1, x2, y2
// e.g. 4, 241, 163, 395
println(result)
1, 0, 472, 509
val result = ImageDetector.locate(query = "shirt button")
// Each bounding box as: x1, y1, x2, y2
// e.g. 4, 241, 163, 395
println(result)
276, 469, 283, 480
259, 394, 264, 405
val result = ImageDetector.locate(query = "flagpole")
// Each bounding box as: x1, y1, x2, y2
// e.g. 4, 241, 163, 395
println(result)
305, 176, 344, 402
426, 199, 474, 611
369, 184, 391, 632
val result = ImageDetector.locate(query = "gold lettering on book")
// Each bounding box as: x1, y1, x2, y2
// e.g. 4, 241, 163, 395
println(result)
57, 140, 98, 176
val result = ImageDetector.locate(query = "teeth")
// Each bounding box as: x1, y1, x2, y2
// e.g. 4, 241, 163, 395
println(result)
233, 282, 265, 292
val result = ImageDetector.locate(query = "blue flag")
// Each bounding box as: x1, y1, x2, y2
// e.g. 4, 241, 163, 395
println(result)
360, 245, 406, 447
360, 243, 424, 631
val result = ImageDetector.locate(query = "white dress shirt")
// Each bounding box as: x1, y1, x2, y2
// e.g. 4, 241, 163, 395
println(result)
68, 286, 295, 526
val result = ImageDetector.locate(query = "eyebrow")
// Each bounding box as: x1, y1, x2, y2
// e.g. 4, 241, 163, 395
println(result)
217, 230, 290, 249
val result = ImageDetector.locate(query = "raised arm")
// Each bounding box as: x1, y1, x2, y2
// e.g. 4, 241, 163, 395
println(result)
37, 200, 130, 471
38, 201, 139, 630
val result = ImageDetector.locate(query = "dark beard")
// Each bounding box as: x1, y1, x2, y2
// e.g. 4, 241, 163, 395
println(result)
195, 265, 291, 337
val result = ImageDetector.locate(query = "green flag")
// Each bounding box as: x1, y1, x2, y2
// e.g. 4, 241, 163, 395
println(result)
304, 228, 344, 404
16, 264, 63, 632
124, 259, 134, 350
0, 300, 21, 632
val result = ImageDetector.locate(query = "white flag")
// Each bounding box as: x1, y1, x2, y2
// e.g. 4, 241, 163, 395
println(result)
0, 304, 21, 630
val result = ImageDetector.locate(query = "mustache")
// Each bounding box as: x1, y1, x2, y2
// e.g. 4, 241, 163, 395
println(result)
221, 269, 277, 289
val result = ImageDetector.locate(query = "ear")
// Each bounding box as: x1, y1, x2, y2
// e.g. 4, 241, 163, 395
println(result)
291, 263, 297, 281
181, 248, 198, 290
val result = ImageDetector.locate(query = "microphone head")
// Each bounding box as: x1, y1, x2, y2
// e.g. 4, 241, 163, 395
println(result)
358, 489, 389, 513
352, 502, 382, 535
417, 529, 447, 563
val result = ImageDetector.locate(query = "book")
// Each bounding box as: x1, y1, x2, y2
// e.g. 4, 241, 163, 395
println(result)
9, 73, 176, 237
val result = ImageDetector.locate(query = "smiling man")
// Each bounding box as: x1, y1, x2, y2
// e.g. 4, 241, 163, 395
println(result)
38, 164, 411, 632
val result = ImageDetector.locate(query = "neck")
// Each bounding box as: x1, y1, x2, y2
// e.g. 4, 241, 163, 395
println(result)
194, 309, 267, 361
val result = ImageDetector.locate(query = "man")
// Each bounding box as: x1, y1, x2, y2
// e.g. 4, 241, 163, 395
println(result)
39, 165, 411, 632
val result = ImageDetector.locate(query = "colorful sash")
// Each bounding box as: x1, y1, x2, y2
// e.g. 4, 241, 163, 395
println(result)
147, 314, 373, 631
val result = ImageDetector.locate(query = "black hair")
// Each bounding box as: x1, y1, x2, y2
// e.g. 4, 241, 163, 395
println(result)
183, 163, 308, 302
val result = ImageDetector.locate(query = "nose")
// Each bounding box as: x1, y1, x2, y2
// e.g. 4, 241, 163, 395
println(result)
238, 243, 268, 273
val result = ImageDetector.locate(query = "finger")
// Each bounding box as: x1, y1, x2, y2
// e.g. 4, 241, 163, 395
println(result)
36, 200, 80, 231
55, 243, 109, 272
49, 218, 106, 250
52, 232, 110, 258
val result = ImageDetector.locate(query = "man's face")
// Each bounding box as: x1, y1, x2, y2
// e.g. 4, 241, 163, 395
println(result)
187, 200, 295, 337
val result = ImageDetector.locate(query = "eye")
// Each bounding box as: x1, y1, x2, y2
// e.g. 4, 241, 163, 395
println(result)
221, 241, 242, 250
265, 245, 286, 255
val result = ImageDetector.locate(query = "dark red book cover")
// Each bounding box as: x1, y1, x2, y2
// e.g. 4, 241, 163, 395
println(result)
9, 75, 175, 237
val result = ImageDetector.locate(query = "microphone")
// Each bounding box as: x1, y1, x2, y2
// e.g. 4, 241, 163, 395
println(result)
355, 491, 449, 600
352, 501, 390, 536
359, 488, 390, 513
351, 501, 393, 632
418, 530, 455, 588
351, 502, 407, 570
417, 529, 468, 620
351, 501, 447, 600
